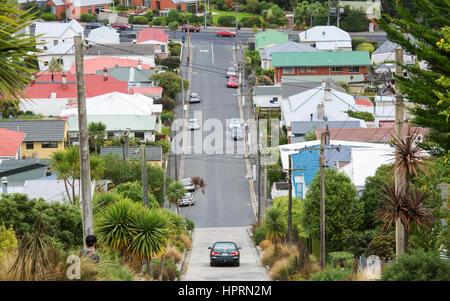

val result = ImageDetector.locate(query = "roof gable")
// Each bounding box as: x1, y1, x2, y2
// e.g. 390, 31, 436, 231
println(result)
137, 28, 168, 44
299, 26, 351, 42
0, 128, 26, 157
255, 30, 289, 49
0, 120, 67, 142
69, 57, 151, 74
272, 51, 371, 67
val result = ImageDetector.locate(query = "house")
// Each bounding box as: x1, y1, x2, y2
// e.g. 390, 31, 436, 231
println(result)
259, 41, 317, 69
100, 145, 162, 167
279, 81, 366, 128
339, 0, 381, 19
252, 85, 282, 108
47, 0, 113, 20
279, 138, 395, 197
34, 19, 84, 50
0, 159, 52, 194
0, 120, 68, 159
85, 44, 156, 68
37, 41, 75, 71
0, 128, 26, 160
87, 26, 120, 44
69, 57, 152, 74
68, 115, 157, 143
20, 73, 127, 116
271, 182, 289, 200
272, 51, 371, 83
254, 30, 289, 50
280, 79, 345, 100
314, 126, 429, 144
290, 120, 363, 143
59, 92, 159, 117
298, 26, 352, 51
136, 28, 169, 55
94, 66, 155, 90
149, 0, 197, 12
129, 87, 163, 99
371, 40, 416, 66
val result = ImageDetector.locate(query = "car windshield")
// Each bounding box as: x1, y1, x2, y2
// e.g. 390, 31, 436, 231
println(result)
183, 193, 192, 199
229, 78, 238, 82
190, 93, 198, 97
213, 242, 237, 252
181, 178, 192, 185
228, 67, 235, 72
189, 119, 198, 123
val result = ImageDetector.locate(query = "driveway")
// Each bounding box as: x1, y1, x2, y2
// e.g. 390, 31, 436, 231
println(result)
182, 227, 270, 281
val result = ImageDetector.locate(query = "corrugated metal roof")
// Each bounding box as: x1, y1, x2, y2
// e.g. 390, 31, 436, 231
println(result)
95, 67, 154, 82
260, 41, 316, 59
86, 44, 155, 56
252, 85, 282, 96
68, 115, 156, 132
0, 120, 67, 142
291, 120, 362, 135
100, 145, 162, 161
0, 158, 50, 185
255, 30, 289, 49
281, 74, 365, 83
272, 51, 371, 67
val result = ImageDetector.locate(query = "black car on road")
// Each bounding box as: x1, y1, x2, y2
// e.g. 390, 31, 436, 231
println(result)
118, 29, 137, 39
209, 242, 241, 267
86, 22, 103, 29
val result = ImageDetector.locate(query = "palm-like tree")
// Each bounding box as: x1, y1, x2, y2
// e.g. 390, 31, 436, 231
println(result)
184, 176, 206, 219
88, 122, 106, 154
166, 181, 186, 215
46, 57, 63, 82
263, 207, 287, 251
0, 0, 41, 103
169, 21, 179, 39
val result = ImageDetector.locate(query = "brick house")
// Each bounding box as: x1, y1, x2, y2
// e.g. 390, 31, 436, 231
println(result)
47, 0, 112, 20
272, 51, 371, 83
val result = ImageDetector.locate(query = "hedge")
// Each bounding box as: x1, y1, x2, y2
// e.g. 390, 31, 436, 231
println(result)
345, 110, 375, 122
40, 13, 57, 21
79, 13, 96, 23
217, 15, 235, 27
152, 16, 167, 26
130, 16, 149, 24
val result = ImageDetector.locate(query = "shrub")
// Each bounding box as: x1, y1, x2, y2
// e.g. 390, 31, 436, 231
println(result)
308, 267, 352, 281
165, 245, 182, 263
93, 190, 122, 213
268, 23, 279, 29
270, 258, 290, 280
259, 239, 272, 250
253, 224, 267, 245
161, 112, 175, 122
356, 42, 375, 54
79, 13, 96, 23
160, 56, 181, 70
151, 258, 180, 281
143, 10, 154, 21
0, 224, 17, 262
172, 240, 186, 252
40, 13, 56, 21
261, 244, 277, 267
364, 233, 395, 261
114, 181, 160, 209
98, 19, 109, 25
352, 36, 367, 50
366, 39, 379, 50
217, 15, 235, 27
179, 234, 192, 250
381, 249, 450, 281
185, 218, 195, 230
329, 251, 355, 271
154, 97, 176, 111
152, 16, 167, 26
239, 16, 262, 28
345, 110, 375, 122
131, 16, 149, 24
168, 42, 181, 56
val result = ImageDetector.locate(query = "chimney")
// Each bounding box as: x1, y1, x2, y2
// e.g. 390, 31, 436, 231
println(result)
137, 59, 142, 71
310, 113, 313, 122
103, 67, 108, 81
46, 166, 52, 177
324, 84, 332, 101
317, 103, 325, 120
324, 124, 330, 145
2, 177, 7, 195
31, 73, 36, 86
62, 72, 67, 90
321, 79, 326, 88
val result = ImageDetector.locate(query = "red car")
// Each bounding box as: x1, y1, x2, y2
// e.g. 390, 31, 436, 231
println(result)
227, 76, 239, 88
112, 23, 130, 30
216, 29, 236, 37
182, 24, 200, 32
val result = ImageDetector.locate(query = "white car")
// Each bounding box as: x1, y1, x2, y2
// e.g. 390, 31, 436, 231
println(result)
228, 118, 243, 131
187, 119, 200, 130
181, 178, 195, 192
178, 193, 194, 206
226, 66, 237, 78
189, 92, 201, 103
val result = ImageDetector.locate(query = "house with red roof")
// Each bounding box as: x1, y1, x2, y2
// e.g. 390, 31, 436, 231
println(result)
129, 87, 163, 99
19, 72, 128, 117
136, 28, 169, 56
47, 0, 113, 20
69, 57, 152, 74
0, 128, 26, 160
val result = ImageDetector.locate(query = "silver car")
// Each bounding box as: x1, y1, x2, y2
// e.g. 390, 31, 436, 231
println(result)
228, 118, 243, 131
189, 92, 201, 103
226, 66, 237, 78
181, 178, 195, 192
187, 119, 200, 130
178, 193, 194, 206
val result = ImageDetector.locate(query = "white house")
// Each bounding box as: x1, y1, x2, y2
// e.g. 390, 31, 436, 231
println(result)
371, 40, 416, 65
298, 26, 352, 51
136, 28, 168, 55
34, 19, 84, 51
252, 85, 282, 108
37, 41, 75, 72
280, 81, 366, 128
84, 44, 156, 69
87, 26, 120, 44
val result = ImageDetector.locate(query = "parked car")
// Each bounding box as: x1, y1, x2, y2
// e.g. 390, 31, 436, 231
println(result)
178, 193, 194, 206
231, 127, 244, 141
189, 92, 201, 103
112, 23, 130, 30
181, 178, 195, 192
227, 76, 239, 88
228, 118, 243, 131
118, 29, 137, 39
209, 241, 241, 267
182, 24, 200, 32
216, 29, 236, 37
226, 66, 237, 78
187, 119, 200, 130
85, 22, 102, 29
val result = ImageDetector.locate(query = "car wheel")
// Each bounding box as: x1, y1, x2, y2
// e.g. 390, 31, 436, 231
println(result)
236, 261, 240, 267
210, 262, 214, 267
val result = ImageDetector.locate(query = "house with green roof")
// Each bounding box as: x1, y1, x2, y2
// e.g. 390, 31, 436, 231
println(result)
67, 115, 157, 144
95, 66, 155, 89
255, 30, 289, 50
272, 51, 371, 83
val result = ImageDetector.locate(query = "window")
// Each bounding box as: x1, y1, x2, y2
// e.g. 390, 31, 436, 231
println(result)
134, 132, 145, 140
88, 7, 92, 14
348, 66, 360, 73
282, 67, 295, 74
300, 67, 305, 73
107, 132, 115, 139
273, 97, 279, 103
156, 1, 160, 10
161, 44, 166, 53
26, 142, 34, 149
95, 6, 104, 14
306, 67, 311, 73
331, 66, 344, 72
41, 142, 58, 148
57, 59, 63, 65
53, 40, 58, 46
177, 5, 181, 11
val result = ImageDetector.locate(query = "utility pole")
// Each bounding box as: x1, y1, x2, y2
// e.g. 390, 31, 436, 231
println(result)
310, 0, 313, 27
327, 0, 330, 25
394, 46, 406, 256
123, 128, 130, 162
287, 155, 293, 243
204, 0, 207, 29
74, 35, 93, 247
234, 4, 239, 56
337, 0, 340, 28
141, 144, 149, 207
162, 153, 168, 208
319, 132, 326, 269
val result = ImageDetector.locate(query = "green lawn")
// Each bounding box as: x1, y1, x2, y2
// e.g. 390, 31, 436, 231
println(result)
210, 8, 262, 26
